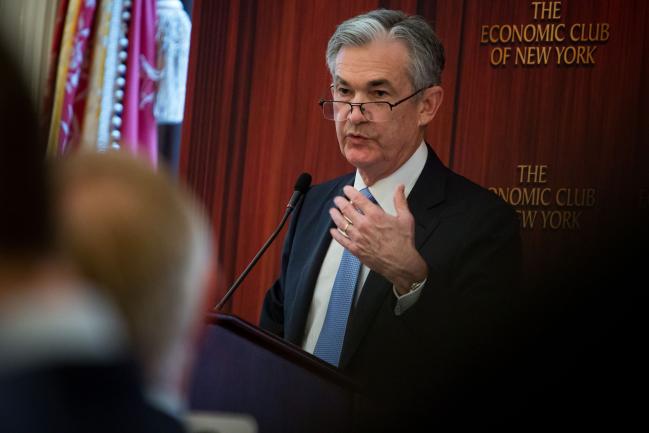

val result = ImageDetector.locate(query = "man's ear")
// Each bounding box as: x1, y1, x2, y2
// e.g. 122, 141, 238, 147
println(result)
418, 86, 443, 126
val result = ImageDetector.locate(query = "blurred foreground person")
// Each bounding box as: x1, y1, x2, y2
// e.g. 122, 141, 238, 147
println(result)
52, 151, 213, 420
0, 44, 185, 432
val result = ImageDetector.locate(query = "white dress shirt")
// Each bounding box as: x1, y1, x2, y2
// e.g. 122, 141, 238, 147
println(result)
302, 142, 428, 353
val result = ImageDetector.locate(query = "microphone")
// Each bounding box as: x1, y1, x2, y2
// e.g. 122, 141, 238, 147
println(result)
287, 172, 312, 209
214, 172, 312, 311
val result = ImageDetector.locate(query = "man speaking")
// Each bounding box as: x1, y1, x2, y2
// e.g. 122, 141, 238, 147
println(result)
260, 9, 520, 429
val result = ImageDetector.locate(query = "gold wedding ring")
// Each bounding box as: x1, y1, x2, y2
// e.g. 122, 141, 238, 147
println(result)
338, 220, 351, 238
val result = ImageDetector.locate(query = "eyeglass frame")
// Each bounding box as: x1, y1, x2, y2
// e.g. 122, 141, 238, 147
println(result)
318, 84, 434, 122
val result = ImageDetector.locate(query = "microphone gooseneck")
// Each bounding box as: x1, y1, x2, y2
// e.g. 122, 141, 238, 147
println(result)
214, 172, 312, 311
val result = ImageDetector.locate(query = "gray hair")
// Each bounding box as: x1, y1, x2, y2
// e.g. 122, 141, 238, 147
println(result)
326, 9, 445, 89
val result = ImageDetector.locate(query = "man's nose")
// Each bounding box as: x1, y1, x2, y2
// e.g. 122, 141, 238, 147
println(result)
347, 104, 366, 124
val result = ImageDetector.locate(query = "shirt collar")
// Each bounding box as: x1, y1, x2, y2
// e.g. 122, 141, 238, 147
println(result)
353, 141, 428, 216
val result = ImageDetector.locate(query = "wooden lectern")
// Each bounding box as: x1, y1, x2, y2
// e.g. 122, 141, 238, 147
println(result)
188, 313, 358, 433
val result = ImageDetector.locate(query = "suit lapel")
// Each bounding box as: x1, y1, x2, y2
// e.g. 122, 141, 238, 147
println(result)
284, 175, 355, 345
339, 146, 447, 368
408, 148, 447, 249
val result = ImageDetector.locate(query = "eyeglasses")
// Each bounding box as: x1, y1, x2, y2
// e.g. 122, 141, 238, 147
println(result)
318, 86, 431, 123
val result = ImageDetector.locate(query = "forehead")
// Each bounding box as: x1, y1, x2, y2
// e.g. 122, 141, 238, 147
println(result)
333, 39, 411, 89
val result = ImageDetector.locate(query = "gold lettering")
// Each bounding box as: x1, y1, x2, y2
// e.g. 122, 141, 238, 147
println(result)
517, 165, 526, 183
556, 188, 568, 206
500, 25, 512, 43
601, 23, 610, 41
541, 210, 581, 230
541, 210, 560, 229
489, 25, 500, 43
569, 23, 609, 42
532, 1, 562, 20
531, 2, 543, 20
555, 188, 597, 207
541, 188, 552, 206
556, 46, 573, 64
586, 188, 597, 207
553, 1, 562, 19
521, 187, 545, 205
563, 210, 581, 229
537, 23, 550, 41
517, 164, 548, 184
516, 46, 550, 65
490, 47, 511, 66
509, 188, 523, 206
490, 187, 554, 206
511, 24, 523, 43
556, 45, 597, 65
586, 46, 597, 64
492, 187, 509, 203
517, 210, 538, 229
577, 45, 588, 64
570, 24, 581, 41
515, 47, 525, 65
524, 24, 537, 42
480, 25, 489, 43
555, 23, 566, 42
480, 24, 568, 44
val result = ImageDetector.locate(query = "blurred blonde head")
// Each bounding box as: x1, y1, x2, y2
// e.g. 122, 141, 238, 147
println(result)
52, 151, 213, 394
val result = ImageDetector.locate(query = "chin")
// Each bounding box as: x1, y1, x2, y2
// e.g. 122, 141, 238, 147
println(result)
344, 149, 379, 169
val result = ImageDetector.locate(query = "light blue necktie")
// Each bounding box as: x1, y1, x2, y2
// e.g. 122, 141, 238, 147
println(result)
314, 187, 375, 367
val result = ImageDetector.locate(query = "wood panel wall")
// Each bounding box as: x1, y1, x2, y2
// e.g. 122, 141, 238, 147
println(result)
451, 0, 649, 273
181, 0, 649, 323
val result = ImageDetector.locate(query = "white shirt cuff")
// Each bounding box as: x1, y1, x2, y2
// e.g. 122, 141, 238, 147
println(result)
393, 279, 425, 316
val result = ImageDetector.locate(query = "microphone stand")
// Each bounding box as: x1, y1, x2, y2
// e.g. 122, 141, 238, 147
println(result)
214, 202, 295, 311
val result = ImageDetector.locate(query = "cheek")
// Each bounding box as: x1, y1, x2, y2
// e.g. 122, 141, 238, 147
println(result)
377, 118, 417, 156
334, 121, 343, 137
378, 124, 400, 148
391, 112, 419, 139
335, 123, 345, 148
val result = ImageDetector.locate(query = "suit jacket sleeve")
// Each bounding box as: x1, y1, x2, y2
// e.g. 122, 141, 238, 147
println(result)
400, 195, 521, 343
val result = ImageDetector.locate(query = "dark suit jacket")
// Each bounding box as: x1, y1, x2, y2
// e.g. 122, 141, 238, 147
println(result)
0, 360, 185, 433
260, 146, 521, 430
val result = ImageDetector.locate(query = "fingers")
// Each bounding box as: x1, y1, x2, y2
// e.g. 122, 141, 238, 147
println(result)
331, 185, 377, 225
329, 207, 353, 238
330, 227, 353, 250
330, 185, 385, 249
342, 185, 377, 215
333, 196, 360, 225
393, 184, 411, 217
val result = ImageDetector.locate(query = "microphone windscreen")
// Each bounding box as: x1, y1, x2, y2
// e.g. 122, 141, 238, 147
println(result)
294, 172, 312, 193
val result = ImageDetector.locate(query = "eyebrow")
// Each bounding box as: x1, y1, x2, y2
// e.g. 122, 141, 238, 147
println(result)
368, 79, 392, 88
333, 77, 397, 92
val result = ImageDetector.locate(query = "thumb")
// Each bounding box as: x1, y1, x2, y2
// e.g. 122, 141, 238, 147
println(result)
393, 184, 410, 216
